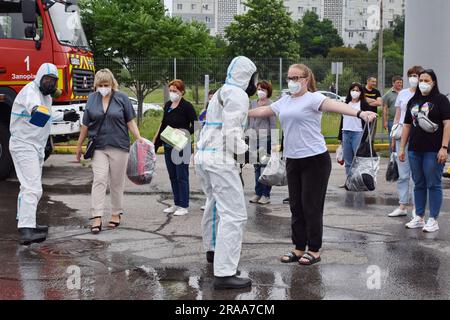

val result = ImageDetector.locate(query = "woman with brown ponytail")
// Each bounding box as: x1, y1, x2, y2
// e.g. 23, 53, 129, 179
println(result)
249, 64, 378, 266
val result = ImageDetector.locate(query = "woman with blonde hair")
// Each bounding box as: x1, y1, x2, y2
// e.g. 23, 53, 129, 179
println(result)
76, 68, 144, 234
249, 64, 378, 265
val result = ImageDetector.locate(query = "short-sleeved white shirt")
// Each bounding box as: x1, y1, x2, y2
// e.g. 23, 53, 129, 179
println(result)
395, 88, 415, 124
270, 92, 328, 159
343, 101, 363, 132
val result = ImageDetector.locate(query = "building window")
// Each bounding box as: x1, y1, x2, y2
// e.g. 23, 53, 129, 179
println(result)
203, 4, 209, 11
191, 4, 196, 10
298, 6, 304, 14
312, 7, 317, 13
206, 16, 211, 23
349, 32, 354, 38
177, 4, 182, 10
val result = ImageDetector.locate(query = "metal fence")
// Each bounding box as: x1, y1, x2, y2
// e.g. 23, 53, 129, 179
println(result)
94, 56, 396, 141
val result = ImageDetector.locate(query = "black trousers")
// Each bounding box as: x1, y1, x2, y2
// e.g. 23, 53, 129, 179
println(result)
286, 151, 332, 252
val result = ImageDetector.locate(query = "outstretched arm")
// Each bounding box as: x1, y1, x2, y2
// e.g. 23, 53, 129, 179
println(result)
248, 106, 276, 118
320, 98, 377, 123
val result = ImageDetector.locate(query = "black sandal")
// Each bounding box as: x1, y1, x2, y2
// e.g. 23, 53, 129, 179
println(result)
108, 213, 122, 229
280, 251, 302, 263
299, 252, 321, 266
90, 216, 102, 234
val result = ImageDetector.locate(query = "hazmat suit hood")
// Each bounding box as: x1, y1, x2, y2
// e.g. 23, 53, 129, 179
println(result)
225, 56, 257, 93
34, 63, 59, 85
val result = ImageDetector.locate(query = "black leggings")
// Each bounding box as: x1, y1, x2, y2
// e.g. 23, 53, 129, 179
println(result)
286, 152, 332, 252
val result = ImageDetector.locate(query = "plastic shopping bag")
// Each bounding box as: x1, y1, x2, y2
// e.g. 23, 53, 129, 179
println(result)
336, 145, 344, 166
386, 152, 399, 182
258, 152, 287, 187
127, 138, 156, 185
345, 122, 380, 192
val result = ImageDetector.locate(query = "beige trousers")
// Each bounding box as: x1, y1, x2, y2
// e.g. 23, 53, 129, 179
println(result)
91, 147, 129, 217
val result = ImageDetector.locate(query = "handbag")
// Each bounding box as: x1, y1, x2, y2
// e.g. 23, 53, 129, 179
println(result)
84, 91, 115, 160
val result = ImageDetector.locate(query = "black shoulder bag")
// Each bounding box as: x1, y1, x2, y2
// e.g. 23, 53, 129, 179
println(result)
84, 92, 115, 160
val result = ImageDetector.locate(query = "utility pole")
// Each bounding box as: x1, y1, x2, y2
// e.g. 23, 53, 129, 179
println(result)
377, 0, 384, 93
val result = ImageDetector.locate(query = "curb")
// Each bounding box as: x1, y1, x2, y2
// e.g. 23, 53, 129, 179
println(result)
54, 144, 390, 155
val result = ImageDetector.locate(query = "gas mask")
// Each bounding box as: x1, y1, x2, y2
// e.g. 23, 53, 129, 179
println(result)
245, 72, 258, 97
39, 75, 58, 96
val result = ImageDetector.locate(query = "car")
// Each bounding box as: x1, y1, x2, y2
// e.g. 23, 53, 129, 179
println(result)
128, 97, 162, 115
318, 91, 346, 103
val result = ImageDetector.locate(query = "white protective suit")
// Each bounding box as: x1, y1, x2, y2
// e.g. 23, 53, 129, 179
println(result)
195, 56, 257, 277
9, 63, 64, 229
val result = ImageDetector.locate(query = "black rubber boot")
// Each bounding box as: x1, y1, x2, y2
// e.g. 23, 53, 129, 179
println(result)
18, 228, 47, 246
206, 251, 214, 263
213, 275, 252, 290
36, 225, 49, 233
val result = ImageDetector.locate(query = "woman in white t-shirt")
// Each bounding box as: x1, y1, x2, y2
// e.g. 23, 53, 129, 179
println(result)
338, 82, 371, 177
388, 65, 423, 218
248, 64, 377, 266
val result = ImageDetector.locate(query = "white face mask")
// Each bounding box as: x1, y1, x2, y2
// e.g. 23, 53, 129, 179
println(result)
169, 92, 181, 102
288, 80, 302, 95
409, 77, 419, 88
257, 90, 267, 99
351, 90, 361, 100
419, 82, 432, 95
97, 87, 111, 97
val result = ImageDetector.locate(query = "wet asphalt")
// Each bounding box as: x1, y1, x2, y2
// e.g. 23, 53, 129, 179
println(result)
0, 155, 449, 300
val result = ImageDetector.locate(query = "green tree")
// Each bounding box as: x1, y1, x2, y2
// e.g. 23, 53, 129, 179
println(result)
79, 0, 217, 123
322, 67, 363, 96
225, 0, 298, 60
296, 11, 343, 58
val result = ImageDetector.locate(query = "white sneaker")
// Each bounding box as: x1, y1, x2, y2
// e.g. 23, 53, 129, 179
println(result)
173, 208, 188, 216
201, 205, 206, 211
249, 195, 261, 203
388, 207, 408, 217
163, 206, 178, 214
258, 196, 271, 205
405, 216, 425, 229
423, 218, 439, 233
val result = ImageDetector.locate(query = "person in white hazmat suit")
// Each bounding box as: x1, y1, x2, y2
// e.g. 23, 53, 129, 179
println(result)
195, 56, 258, 290
9, 63, 79, 245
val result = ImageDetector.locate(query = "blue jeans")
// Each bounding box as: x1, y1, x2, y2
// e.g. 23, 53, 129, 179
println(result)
342, 130, 364, 175
408, 151, 445, 219
395, 142, 414, 205
254, 165, 272, 197
164, 145, 190, 208
388, 120, 393, 153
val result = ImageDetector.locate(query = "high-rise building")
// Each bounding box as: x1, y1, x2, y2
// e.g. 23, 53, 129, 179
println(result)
171, 0, 216, 34
171, 0, 405, 48
343, 0, 405, 48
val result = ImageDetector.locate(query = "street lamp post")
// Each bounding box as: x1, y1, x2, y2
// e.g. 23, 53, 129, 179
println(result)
377, 0, 384, 93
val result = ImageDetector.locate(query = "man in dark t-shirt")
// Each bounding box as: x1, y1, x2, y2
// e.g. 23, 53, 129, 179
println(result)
364, 76, 382, 113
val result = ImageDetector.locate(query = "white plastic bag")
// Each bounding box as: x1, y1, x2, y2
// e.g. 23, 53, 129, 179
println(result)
258, 152, 287, 186
390, 123, 403, 140
336, 145, 344, 165
127, 138, 156, 185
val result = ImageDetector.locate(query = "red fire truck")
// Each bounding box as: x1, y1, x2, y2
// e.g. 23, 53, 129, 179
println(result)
0, 0, 94, 180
